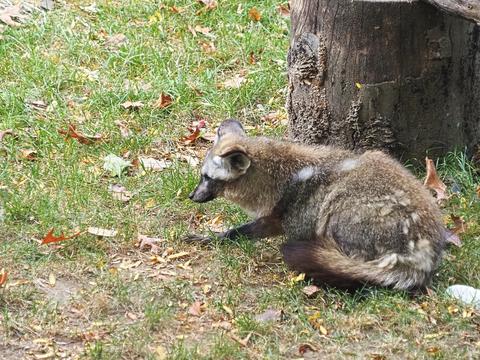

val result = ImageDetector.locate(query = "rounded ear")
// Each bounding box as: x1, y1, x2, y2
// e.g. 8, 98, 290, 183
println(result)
215, 119, 246, 143
219, 145, 250, 174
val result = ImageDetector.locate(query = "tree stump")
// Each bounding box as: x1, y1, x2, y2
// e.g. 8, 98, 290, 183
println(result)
287, 0, 480, 160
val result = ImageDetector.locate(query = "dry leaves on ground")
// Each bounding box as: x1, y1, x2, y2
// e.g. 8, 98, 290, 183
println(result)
181, 120, 206, 145
445, 214, 467, 247
58, 124, 103, 145
87, 227, 117, 237
0, 5, 26, 27
109, 184, 133, 202
0, 269, 8, 287
105, 33, 127, 49
137, 234, 164, 253
121, 101, 144, 110
0, 129, 14, 142
222, 73, 247, 89
424, 157, 448, 202
153, 93, 173, 109
41, 229, 82, 245
248, 7, 261, 21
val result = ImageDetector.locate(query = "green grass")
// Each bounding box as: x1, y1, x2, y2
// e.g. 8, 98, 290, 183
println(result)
1, 1, 479, 359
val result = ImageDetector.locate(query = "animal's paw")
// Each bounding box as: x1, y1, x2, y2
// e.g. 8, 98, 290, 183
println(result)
182, 234, 214, 244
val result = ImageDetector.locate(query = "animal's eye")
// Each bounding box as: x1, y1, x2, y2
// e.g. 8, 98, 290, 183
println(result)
203, 174, 212, 181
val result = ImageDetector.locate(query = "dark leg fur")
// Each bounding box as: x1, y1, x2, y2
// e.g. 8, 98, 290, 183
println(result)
184, 215, 283, 244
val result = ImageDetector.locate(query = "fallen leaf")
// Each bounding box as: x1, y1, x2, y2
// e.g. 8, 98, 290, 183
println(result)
302, 284, 321, 297
87, 227, 117, 237
0, 5, 26, 27
476, 185, 480, 198
0, 129, 14, 142
167, 251, 189, 260
424, 157, 448, 201
292, 273, 306, 283
194, 25, 211, 36
41, 228, 81, 244
179, 154, 200, 167
26, 100, 48, 111
153, 93, 173, 109
20, 149, 37, 160
170, 5, 185, 14
308, 311, 328, 335
114, 120, 132, 138
254, 308, 283, 322
139, 157, 171, 171
222, 73, 246, 89
58, 124, 102, 145
137, 234, 164, 253
230, 332, 252, 347
199, 41, 216, 54
277, 4, 290, 17
188, 301, 203, 316
0, 269, 8, 287
103, 154, 132, 177
109, 184, 132, 202
222, 304, 234, 317
181, 120, 206, 145
48, 273, 56, 287
197, 0, 217, 10
121, 101, 144, 110
248, 7, 261, 21
154, 345, 167, 360
248, 52, 256, 65
445, 214, 466, 247
105, 33, 127, 49
298, 343, 317, 355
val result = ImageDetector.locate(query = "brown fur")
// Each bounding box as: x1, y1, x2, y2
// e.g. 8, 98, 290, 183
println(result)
189, 120, 446, 290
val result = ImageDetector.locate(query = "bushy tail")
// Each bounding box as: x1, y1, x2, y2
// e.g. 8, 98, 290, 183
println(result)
281, 239, 431, 291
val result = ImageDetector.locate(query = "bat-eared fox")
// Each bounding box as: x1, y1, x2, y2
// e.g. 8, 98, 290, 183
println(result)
187, 119, 446, 291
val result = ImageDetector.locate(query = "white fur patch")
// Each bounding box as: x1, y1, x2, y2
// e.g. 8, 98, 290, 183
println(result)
339, 158, 359, 172
296, 166, 314, 181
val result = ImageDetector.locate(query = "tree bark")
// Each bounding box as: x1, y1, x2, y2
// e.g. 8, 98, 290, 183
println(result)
424, 0, 480, 24
287, 0, 480, 160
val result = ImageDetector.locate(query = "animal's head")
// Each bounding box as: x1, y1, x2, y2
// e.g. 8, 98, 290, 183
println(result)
189, 119, 251, 203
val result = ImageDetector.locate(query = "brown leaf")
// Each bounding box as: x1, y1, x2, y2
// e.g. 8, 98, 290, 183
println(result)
26, 100, 48, 111
299, 343, 317, 355
0, 129, 14, 142
248, 7, 261, 21
230, 332, 252, 347
105, 33, 127, 49
248, 51, 256, 65
194, 25, 211, 36
58, 124, 103, 145
424, 157, 448, 201
170, 5, 185, 14
302, 284, 321, 297
181, 120, 206, 144
199, 41, 216, 54
87, 227, 117, 237
222, 74, 246, 89
121, 101, 144, 110
197, 0, 217, 10
137, 234, 164, 253
167, 251, 189, 260
445, 214, 467, 247
20, 149, 37, 160
0, 5, 26, 27
41, 228, 81, 244
0, 269, 8, 287
476, 185, 480, 198
153, 93, 173, 109
277, 4, 290, 17
188, 301, 203, 316
109, 184, 132, 202
254, 308, 283, 322
114, 120, 132, 138
139, 157, 171, 171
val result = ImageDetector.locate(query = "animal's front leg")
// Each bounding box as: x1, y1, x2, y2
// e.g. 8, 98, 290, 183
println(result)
184, 215, 283, 244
